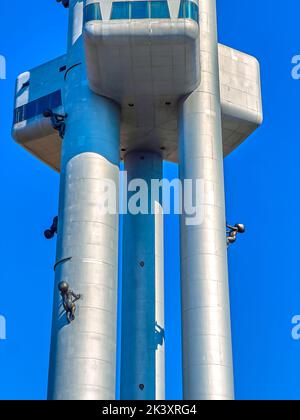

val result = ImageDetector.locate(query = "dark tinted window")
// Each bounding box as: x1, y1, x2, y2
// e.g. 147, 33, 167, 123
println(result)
24, 101, 38, 121
50, 91, 63, 109
131, 1, 149, 19
84, 3, 102, 22
14, 107, 24, 124
178, 1, 199, 22
37, 95, 50, 115
111, 2, 130, 19
190, 1, 199, 22
86, 1, 198, 22
14, 91, 62, 124
150, 1, 170, 18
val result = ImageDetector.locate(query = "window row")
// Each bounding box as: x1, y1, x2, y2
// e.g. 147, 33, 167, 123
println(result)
84, 1, 199, 23
14, 90, 62, 124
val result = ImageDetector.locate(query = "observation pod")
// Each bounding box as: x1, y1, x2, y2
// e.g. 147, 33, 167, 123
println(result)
83, 0, 201, 162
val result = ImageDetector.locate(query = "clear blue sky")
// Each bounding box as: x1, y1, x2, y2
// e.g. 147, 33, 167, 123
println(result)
0, 0, 300, 400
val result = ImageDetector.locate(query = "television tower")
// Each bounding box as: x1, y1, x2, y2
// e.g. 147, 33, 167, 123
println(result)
12, 0, 262, 400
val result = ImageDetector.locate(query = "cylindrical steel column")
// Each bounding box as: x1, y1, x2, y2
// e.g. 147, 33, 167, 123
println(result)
48, 0, 121, 400
179, 0, 234, 400
120, 151, 165, 400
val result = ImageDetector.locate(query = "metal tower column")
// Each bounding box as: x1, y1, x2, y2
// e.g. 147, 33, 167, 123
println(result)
120, 151, 165, 400
48, 0, 121, 400
179, 0, 234, 400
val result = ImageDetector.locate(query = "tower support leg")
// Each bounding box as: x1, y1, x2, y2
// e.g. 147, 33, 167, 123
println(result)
48, 68, 120, 400
120, 151, 165, 400
179, 0, 234, 400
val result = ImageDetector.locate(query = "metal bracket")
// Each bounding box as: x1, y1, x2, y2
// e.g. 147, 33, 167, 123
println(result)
54, 257, 72, 272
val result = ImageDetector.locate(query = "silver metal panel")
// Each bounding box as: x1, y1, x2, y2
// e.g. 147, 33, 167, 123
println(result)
83, 3, 200, 164
48, 2, 121, 400
16, 131, 61, 172
84, 19, 200, 99
13, 55, 66, 105
83, 14, 200, 163
48, 152, 120, 400
219, 43, 263, 155
121, 151, 165, 400
179, 0, 234, 400
12, 55, 66, 170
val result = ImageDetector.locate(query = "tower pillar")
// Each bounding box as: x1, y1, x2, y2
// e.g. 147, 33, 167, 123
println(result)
48, 0, 121, 400
179, 0, 234, 400
120, 151, 165, 400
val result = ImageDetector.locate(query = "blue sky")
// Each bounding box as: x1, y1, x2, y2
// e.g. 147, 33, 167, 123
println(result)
0, 0, 300, 400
